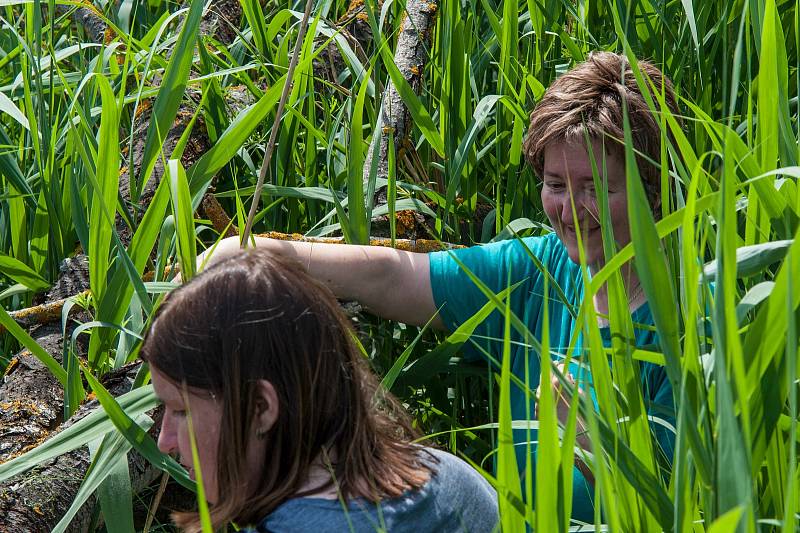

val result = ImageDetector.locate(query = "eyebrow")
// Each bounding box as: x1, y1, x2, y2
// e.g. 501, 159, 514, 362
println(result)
542, 172, 597, 182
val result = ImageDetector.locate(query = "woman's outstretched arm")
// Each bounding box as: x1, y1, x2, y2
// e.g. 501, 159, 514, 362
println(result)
198, 236, 445, 329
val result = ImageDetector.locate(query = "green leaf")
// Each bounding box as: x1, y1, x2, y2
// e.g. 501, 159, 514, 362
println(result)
0, 90, 29, 129
380, 313, 436, 392
703, 240, 793, 281
707, 506, 744, 533
88, 75, 120, 303
51, 417, 150, 533
497, 275, 525, 531
136, 0, 205, 197
0, 252, 49, 291
345, 65, 372, 244
167, 159, 197, 281
81, 365, 195, 491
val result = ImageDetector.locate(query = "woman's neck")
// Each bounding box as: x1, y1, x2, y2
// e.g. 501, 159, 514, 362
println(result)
590, 262, 646, 324
295, 453, 340, 500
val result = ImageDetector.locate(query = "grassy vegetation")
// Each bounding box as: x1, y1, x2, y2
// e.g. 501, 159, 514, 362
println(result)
0, 0, 798, 530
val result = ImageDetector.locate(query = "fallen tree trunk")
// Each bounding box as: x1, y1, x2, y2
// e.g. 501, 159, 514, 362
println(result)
0, 2, 442, 529
363, 0, 438, 187
0, 363, 165, 533
0, 1, 241, 530
56, 2, 108, 44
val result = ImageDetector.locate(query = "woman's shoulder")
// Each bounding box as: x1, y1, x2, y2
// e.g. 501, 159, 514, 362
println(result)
421, 447, 493, 494
473, 231, 575, 275
256, 447, 498, 533
410, 447, 499, 530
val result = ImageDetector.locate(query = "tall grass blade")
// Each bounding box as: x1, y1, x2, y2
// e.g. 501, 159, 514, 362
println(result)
497, 276, 525, 530
88, 75, 120, 305
50, 418, 150, 533
0, 253, 49, 291
81, 364, 195, 490
167, 159, 197, 281
136, 0, 204, 198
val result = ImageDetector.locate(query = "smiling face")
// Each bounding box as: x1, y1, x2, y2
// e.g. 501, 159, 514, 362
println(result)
540, 139, 630, 267
152, 365, 224, 503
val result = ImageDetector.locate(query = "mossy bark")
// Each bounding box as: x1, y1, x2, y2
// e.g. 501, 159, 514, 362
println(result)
0, 3, 241, 530
363, 0, 438, 190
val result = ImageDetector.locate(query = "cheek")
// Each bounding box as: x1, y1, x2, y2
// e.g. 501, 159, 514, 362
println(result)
175, 424, 192, 456
540, 190, 560, 221
607, 195, 631, 237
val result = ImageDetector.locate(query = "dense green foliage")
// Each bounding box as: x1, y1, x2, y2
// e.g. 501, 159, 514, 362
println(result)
0, 0, 799, 530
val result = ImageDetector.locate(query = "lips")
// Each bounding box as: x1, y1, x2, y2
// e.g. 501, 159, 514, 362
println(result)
179, 461, 195, 479
562, 225, 599, 237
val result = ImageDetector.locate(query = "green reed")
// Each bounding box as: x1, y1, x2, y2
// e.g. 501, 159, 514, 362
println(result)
0, 0, 798, 530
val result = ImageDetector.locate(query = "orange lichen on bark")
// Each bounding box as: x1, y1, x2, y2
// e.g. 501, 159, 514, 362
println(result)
394, 210, 417, 235
255, 231, 464, 252
345, 0, 364, 14
5, 300, 66, 330
1, 431, 52, 463
0, 399, 42, 417
103, 26, 116, 45
201, 194, 238, 238
134, 100, 152, 119
2, 358, 18, 377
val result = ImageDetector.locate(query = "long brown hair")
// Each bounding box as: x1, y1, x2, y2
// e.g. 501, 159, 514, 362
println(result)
140, 250, 430, 531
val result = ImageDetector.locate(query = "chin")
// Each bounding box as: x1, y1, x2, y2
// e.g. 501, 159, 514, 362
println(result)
565, 246, 603, 267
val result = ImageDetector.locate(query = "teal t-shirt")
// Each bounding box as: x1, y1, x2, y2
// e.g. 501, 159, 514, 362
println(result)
429, 232, 675, 523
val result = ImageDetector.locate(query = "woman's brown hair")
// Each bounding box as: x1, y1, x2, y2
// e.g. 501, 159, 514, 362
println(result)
522, 51, 681, 209
140, 250, 430, 531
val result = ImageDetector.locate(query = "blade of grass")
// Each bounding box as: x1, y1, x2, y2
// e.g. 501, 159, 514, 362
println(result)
136, 0, 204, 199
167, 159, 197, 281
88, 74, 120, 304
81, 363, 195, 491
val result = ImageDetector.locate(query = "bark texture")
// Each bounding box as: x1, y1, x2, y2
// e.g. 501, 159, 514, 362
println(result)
363, 0, 438, 187
56, 4, 109, 44
0, 364, 164, 533
1, 2, 441, 530
0, 3, 242, 531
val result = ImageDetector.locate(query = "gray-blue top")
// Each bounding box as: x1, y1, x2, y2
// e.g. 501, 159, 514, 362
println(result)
246, 447, 498, 533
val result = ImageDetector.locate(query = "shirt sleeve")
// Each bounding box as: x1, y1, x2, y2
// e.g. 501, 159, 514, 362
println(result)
428, 236, 553, 361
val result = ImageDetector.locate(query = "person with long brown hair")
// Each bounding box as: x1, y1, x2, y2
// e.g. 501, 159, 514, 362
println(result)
140, 250, 498, 532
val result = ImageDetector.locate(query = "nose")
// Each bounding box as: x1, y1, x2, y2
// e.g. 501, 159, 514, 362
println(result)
560, 189, 595, 228
157, 410, 178, 455
559, 189, 583, 225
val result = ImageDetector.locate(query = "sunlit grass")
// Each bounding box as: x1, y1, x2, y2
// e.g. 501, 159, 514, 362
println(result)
0, 0, 798, 530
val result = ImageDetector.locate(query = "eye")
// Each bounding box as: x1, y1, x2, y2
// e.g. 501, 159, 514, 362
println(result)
545, 181, 565, 191
166, 406, 186, 418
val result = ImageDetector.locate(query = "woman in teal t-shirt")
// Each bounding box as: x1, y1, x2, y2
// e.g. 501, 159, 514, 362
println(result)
200, 51, 682, 525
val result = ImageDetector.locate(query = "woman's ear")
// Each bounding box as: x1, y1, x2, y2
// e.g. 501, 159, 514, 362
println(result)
253, 379, 279, 437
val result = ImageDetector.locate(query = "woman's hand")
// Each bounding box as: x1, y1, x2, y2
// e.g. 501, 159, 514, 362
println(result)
535, 361, 594, 485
